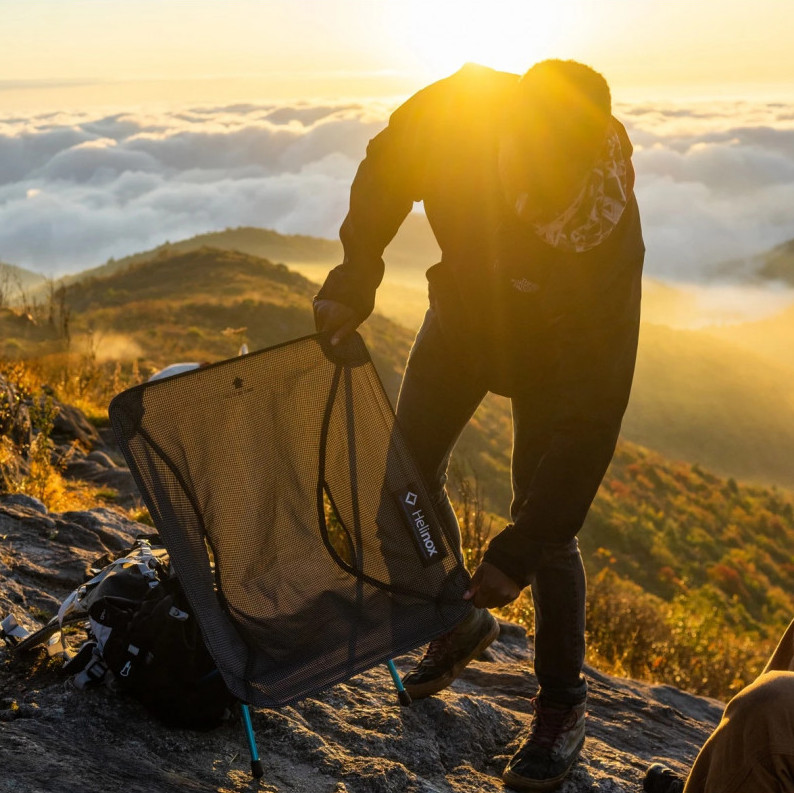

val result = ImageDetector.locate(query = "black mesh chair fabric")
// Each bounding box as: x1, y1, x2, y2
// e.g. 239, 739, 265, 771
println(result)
109, 333, 471, 707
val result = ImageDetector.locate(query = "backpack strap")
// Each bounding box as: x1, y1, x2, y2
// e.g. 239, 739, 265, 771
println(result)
0, 614, 31, 647
72, 645, 110, 690
3, 537, 167, 659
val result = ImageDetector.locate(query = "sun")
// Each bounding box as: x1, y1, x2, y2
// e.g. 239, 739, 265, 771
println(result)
386, 0, 577, 80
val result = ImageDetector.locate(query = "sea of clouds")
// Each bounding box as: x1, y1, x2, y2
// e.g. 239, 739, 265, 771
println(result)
1, 98, 794, 281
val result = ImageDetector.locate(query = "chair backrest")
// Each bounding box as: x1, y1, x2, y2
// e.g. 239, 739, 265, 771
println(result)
109, 333, 471, 706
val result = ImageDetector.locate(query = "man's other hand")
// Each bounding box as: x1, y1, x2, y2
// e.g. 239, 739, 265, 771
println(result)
313, 299, 361, 346
463, 561, 521, 609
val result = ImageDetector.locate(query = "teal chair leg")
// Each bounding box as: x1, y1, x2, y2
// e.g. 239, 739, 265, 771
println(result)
240, 703, 264, 778
386, 659, 412, 706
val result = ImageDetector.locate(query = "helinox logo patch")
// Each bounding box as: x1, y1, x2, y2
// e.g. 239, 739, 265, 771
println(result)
392, 484, 447, 567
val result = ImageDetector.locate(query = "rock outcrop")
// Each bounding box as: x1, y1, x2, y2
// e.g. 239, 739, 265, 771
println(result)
0, 499, 721, 793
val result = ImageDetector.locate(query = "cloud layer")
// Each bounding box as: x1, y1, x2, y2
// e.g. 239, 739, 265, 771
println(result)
620, 100, 794, 280
0, 102, 386, 274
1, 98, 794, 281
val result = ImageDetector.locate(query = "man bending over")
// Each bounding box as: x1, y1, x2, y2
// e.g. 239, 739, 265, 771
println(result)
315, 58, 645, 790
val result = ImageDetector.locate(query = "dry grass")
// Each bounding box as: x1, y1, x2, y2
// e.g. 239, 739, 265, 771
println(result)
0, 357, 128, 511
491, 562, 772, 701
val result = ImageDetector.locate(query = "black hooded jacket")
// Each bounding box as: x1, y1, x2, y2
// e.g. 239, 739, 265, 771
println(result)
316, 63, 645, 586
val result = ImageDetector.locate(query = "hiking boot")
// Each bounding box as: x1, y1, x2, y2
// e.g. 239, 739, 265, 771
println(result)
643, 763, 685, 793
401, 608, 500, 699
502, 697, 586, 791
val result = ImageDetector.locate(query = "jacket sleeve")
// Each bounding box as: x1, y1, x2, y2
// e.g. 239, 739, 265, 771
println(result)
315, 98, 428, 319
482, 248, 643, 588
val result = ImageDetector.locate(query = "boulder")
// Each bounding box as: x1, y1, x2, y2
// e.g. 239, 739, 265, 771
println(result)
0, 493, 47, 514
62, 457, 139, 507
50, 401, 104, 451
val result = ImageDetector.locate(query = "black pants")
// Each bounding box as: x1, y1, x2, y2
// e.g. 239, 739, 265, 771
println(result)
395, 307, 587, 704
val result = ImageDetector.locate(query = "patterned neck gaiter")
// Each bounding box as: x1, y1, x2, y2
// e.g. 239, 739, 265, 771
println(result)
531, 121, 630, 253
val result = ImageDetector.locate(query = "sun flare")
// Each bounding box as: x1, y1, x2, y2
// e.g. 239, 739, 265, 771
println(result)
386, 0, 577, 79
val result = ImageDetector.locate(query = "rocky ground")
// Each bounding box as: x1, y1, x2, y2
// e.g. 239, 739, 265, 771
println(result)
0, 493, 722, 793
0, 391, 721, 793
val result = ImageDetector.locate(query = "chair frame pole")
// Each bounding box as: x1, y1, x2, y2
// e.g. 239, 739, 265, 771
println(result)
240, 703, 264, 778
386, 659, 412, 706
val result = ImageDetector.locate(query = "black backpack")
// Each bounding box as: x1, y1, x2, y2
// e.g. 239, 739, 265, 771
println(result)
8, 536, 235, 730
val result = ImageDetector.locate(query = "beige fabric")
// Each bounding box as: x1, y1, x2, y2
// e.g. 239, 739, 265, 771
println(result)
683, 619, 794, 793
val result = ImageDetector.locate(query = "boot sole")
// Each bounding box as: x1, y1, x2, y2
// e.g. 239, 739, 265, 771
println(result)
402, 615, 500, 700
501, 737, 585, 791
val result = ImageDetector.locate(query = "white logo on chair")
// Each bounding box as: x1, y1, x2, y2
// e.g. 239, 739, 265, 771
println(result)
393, 484, 447, 567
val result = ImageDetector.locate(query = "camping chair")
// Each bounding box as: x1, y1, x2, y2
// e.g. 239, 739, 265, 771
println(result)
109, 333, 472, 778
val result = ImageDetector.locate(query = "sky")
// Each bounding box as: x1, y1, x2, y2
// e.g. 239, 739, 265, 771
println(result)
1, 0, 794, 286
4, 0, 794, 109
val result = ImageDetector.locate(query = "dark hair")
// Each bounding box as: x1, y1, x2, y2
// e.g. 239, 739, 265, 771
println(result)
512, 59, 612, 163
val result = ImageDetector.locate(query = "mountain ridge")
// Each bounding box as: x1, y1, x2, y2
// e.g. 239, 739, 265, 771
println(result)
0, 260, 48, 298
713, 236, 794, 285
6, 242, 794, 494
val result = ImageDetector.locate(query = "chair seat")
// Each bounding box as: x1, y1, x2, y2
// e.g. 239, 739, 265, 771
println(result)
109, 333, 471, 706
